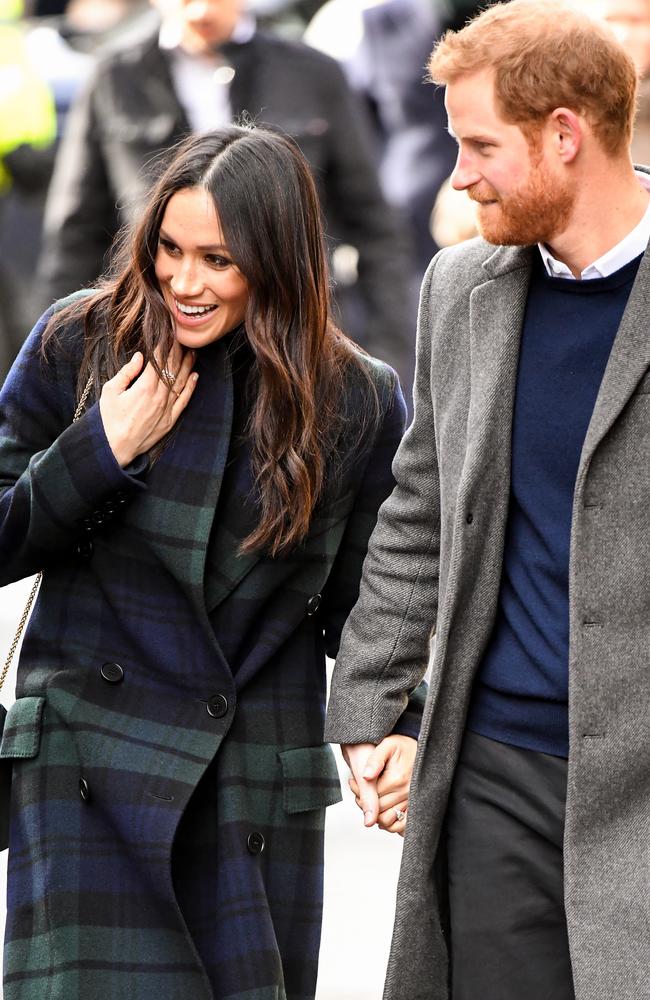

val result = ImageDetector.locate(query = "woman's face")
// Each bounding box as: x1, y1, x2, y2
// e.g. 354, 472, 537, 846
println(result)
154, 186, 249, 349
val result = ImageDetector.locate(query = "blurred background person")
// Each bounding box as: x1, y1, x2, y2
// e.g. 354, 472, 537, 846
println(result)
574, 0, 650, 162
305, 0, 457, 290
0, 0, 147, 380
35, 0, 416, 390
0, 0, 56, 377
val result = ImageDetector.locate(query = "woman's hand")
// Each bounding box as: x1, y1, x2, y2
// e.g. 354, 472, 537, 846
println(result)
343, 734, 417, 837
99, 344, 198, 468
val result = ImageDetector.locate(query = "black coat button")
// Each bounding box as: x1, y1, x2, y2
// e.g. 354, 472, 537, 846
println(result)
466, 512, 474, 525
79, 778, 91, 802
81, 516, 94, 533
207, 694, 229, 718
247, 832, 265, 855
92, 511, 105, 527
306, 593, 322, 616
101, 662, 124, 684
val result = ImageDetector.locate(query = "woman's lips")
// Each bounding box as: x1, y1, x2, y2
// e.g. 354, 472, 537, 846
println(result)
172, 297, 219, 327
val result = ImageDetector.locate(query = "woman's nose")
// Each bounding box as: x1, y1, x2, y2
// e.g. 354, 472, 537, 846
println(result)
171, 259, 203, 298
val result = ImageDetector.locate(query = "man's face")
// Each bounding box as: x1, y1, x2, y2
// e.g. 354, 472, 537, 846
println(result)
156, 0, 243, 54
445, 69, 576, 247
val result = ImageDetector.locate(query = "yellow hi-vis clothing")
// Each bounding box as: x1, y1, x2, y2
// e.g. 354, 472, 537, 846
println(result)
0, 0, 56, 191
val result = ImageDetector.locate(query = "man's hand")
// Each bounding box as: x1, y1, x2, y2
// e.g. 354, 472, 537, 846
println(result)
343, 735, 417, 836
342, 743, 380, 827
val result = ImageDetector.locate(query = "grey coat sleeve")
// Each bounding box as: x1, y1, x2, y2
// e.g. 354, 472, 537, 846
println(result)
37, 69, 117, 310
325, 257, 441, 744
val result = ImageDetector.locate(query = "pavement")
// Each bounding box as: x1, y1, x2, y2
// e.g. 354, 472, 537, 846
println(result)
0, 578, 402, 1000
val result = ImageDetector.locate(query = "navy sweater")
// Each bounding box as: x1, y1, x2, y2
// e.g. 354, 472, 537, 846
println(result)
466, 251, 642, 757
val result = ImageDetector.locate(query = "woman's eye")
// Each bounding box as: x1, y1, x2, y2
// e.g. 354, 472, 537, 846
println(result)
207, 255, 231, 268
159, 238, 179, 255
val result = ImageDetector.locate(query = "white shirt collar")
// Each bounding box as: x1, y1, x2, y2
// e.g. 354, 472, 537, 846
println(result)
538, 170, 650, 280
160, 12, 256, 52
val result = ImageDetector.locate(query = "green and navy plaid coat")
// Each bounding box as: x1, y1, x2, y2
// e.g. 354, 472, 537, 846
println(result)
0, 305, 421, 1000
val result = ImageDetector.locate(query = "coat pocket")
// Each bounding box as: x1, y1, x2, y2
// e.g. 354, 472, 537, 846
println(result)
278, 744, 343, 814
0, 697, 45, 850
0, 696, 45, 759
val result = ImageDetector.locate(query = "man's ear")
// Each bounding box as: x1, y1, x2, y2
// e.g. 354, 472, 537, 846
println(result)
548, 107, 583, 164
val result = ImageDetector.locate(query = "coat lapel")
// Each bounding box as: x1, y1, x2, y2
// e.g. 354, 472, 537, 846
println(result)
136, 37, 191, 143
124, 341, 234, 616
462, 245, 533, 499
222, 38, 259, 119
578, 243, 650, 475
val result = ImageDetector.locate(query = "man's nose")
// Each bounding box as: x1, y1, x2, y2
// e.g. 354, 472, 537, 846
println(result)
450, 151, 481, 191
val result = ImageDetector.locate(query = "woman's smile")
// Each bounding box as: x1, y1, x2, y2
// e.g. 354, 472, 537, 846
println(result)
155, 187, 249, 347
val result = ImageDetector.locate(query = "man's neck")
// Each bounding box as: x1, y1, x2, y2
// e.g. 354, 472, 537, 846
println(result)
544, 163, 650, 279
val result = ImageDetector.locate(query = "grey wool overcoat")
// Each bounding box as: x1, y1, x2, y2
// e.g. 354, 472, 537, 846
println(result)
0, 304, 424, 1000
326, 237, 650, 1000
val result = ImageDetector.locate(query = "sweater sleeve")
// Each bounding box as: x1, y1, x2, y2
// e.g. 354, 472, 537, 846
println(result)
0, 309, 146, 585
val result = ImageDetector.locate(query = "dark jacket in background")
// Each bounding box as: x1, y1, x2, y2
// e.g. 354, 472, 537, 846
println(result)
37, 27, 415, 386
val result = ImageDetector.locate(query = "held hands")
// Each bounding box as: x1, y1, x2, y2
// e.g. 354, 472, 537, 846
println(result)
99, 344, 198, 468
343, 735, 417, 837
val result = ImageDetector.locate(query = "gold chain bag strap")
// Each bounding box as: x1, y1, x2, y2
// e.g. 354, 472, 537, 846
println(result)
0, 374, 95, 696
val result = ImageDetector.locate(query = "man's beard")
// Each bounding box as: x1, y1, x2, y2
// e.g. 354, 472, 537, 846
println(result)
468, 161, 575, 246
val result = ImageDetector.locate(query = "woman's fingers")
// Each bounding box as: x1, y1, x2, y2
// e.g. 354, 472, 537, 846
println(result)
170, 371, 199, 411
106, 351, 145, 394
353, 786, 408, 815
378, 801, 408, 835
169, 348, 196, 396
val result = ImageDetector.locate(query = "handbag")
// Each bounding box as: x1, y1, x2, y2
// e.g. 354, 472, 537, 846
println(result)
0, 374, 94, 849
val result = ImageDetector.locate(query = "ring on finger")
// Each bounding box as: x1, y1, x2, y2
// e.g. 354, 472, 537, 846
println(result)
395, 808, 406, 822
162, 367, 177, 386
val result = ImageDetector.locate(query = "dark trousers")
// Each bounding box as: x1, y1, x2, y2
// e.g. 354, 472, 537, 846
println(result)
444, 731, 575, 1000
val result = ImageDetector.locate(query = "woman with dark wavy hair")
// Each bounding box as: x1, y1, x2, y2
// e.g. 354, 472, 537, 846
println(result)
0, 125, 422, 1000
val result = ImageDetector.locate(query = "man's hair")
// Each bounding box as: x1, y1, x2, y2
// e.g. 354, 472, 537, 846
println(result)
428, 0, 638, 155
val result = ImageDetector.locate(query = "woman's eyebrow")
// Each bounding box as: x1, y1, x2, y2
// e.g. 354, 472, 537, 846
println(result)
159, 228, 229, 252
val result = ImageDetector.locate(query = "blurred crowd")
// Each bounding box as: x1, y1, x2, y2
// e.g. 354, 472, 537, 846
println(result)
2, 0, 650, 390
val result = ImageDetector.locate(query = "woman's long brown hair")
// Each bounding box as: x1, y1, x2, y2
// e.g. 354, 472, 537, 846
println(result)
44, 126, 381, 556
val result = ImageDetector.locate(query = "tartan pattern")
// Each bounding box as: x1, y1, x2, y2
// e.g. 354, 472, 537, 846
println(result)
0, 306, 418, 1000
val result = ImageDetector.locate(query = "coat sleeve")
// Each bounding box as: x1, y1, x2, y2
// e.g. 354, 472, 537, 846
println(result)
36, 67, 117, 310
325, 258, 441, 745
321, 363, 426, 741
0, 310, 146, 585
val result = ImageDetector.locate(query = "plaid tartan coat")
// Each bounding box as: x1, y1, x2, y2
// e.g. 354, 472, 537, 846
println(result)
0, 304, 420, 1000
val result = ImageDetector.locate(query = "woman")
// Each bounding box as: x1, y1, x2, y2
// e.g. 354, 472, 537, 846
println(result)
0, 126, 422, 1000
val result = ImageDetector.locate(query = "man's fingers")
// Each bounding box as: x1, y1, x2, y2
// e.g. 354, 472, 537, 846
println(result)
362, 743, 390, 781
358, 779, 379, 826
342, 743, 380, 827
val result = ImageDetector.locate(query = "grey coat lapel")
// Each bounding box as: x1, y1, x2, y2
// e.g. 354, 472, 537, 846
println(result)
579, 242, 650, 475
463, 245, 532, 499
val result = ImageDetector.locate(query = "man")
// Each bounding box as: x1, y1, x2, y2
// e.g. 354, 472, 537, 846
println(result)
326, 2, 650, 998
36, 0, 414, 382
